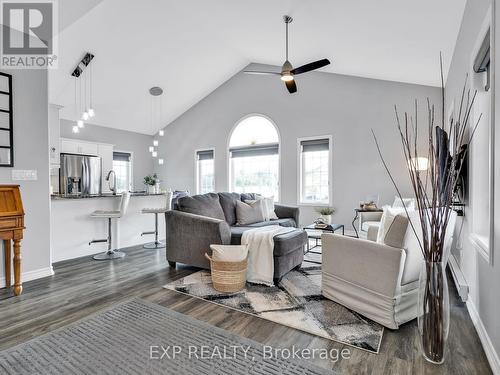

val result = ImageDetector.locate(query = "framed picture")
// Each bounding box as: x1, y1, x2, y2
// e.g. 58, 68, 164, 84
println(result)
0, 72, 13, 167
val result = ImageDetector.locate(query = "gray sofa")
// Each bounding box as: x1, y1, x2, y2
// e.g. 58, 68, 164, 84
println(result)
165, 192, 307, 283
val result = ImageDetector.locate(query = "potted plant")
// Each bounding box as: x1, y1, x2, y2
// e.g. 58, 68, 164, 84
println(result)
144, 173, 159, 194
315, 206, 335, 224
372, 56, 478, 364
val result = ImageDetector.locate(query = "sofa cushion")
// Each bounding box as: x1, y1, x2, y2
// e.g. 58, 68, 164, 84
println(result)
273, 230, 308, 257
177, 193, 226, 221
247, 218, 296, 228
235, 200, 265, 225
229, 227, 306, 256
240, 193, 258, 201
218, 192, 241, 225
230, 219, 297, 244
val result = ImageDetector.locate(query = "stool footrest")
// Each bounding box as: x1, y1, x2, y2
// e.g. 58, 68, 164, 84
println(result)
89, 238, 107, 246
141, 231, 155, 236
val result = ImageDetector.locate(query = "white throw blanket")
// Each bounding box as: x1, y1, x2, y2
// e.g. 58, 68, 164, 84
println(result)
241, 225, 296, 286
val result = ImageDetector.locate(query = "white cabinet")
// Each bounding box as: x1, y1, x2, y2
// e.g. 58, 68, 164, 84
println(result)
97, 143, 114, 193
61, 139, 98, 155
48, 104, 63, 167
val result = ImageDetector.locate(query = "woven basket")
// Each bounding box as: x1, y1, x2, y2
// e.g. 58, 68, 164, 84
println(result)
204, 253, 247, 293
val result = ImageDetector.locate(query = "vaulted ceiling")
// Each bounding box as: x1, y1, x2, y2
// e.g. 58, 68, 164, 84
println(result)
49, 0, 466, 135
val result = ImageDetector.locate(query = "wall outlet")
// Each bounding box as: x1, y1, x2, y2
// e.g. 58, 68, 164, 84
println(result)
12, 169, 38, 181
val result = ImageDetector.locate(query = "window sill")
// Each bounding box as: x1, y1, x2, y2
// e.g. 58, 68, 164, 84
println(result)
469, 233, 490, 263
297, 202, 331, 207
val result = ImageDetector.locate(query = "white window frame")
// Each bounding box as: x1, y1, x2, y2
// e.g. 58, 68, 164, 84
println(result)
195, 148, 215, 194
297, 135, 333, 207
112, 149, 133, 192
468, 5, 495, 265
227, 113, 281, 201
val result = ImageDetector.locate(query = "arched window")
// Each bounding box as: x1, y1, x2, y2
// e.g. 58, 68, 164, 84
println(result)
229, 115, 280, 200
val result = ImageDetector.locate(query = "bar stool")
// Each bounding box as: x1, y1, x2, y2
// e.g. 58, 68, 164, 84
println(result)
89, 192, 131, 260
141, 191, 173, 249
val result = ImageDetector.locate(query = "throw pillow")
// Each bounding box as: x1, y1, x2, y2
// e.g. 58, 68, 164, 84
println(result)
392, 196, 416, 210
245, 196, 278, 221
376, 205, 406, 244
236, 199, 266, 225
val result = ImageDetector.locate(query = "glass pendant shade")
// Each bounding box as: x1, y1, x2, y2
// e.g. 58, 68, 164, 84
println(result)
158, 158, 164, 165
153, 140, 159, 147
88, 108, 95, 117
77, 120, 84, 128
152, 151, 158, 157
72, 125, 79, 133
82, 111, 89, 121
159, 129, 164, 136
149, 146, 154, 153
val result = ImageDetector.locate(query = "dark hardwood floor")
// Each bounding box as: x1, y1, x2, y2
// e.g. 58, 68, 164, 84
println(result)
0, 245, 491, 375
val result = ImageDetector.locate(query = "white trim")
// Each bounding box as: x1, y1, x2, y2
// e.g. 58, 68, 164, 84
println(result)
194, 147, 216, 194
296, 134, 333, 206
448, 254, 469, 302
466, 299, 500, 374
468, 5, 495, 265
0, 266, 54, 289
226, 113, 282, 201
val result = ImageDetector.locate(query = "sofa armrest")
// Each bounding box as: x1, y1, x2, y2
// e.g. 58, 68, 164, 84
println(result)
366, 224, 380, 242
165, 210, 231, 268
321, 233, 405, 298
274, 204, 300, 226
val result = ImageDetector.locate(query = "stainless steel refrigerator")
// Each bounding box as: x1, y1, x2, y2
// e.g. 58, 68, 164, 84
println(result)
60, 153, 102, 195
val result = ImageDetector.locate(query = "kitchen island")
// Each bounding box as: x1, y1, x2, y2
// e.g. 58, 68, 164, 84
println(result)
50, 193, 167, 262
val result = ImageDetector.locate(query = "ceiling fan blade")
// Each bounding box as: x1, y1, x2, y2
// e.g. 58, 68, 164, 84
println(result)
243, 70, 281, 76
290, 59, 330, 75
285, 79, 297, 94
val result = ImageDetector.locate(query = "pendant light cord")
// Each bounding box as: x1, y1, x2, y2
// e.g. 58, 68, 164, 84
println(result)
285, 21, 288, 61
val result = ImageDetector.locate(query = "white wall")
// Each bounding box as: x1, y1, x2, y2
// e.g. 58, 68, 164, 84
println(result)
155, 65, 440, 228
60, 119, 154, 190
446, 0, 500, 372
0, 68, 51, 287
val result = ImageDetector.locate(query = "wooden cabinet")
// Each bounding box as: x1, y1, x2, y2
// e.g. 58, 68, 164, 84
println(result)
97, 143, 114, 192
0, 185, 25, 296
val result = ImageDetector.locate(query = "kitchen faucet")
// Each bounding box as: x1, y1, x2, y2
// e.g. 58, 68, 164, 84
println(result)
106, 170, 117, 195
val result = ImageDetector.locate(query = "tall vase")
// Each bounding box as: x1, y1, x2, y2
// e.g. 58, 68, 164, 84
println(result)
418, 261, 450, 364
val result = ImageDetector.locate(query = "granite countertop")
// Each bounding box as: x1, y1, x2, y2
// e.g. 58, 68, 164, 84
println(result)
51, 192, 165, 200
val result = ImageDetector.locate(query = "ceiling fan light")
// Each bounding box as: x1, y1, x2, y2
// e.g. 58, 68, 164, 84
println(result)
280, 74, 294, 82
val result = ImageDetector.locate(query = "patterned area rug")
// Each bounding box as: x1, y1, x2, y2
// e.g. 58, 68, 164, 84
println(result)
0, 299, 336, 375
164, 265, 384, 353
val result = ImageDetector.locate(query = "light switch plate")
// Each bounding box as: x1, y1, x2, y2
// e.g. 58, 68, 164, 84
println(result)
12, 169, 38, 181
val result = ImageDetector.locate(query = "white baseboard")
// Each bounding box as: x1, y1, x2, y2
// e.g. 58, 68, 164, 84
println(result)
467, 299, 500, 375
0, 266, 54, 289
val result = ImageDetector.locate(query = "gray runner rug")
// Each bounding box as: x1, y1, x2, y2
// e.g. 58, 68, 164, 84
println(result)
0, 299, 336, 375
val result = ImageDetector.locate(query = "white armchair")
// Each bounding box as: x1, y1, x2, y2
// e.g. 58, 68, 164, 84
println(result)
322, 210, 456, 329
357, 197, 416, 239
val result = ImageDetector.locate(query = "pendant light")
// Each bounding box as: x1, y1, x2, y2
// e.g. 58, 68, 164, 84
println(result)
148, 86, 163, 156
88, 60, 95, 117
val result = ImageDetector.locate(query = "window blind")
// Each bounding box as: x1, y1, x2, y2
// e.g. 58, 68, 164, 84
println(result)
229, 143, 279, 158
113, 151, 131, 162
197, 149, 214, 161
300, 138, 329, 153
